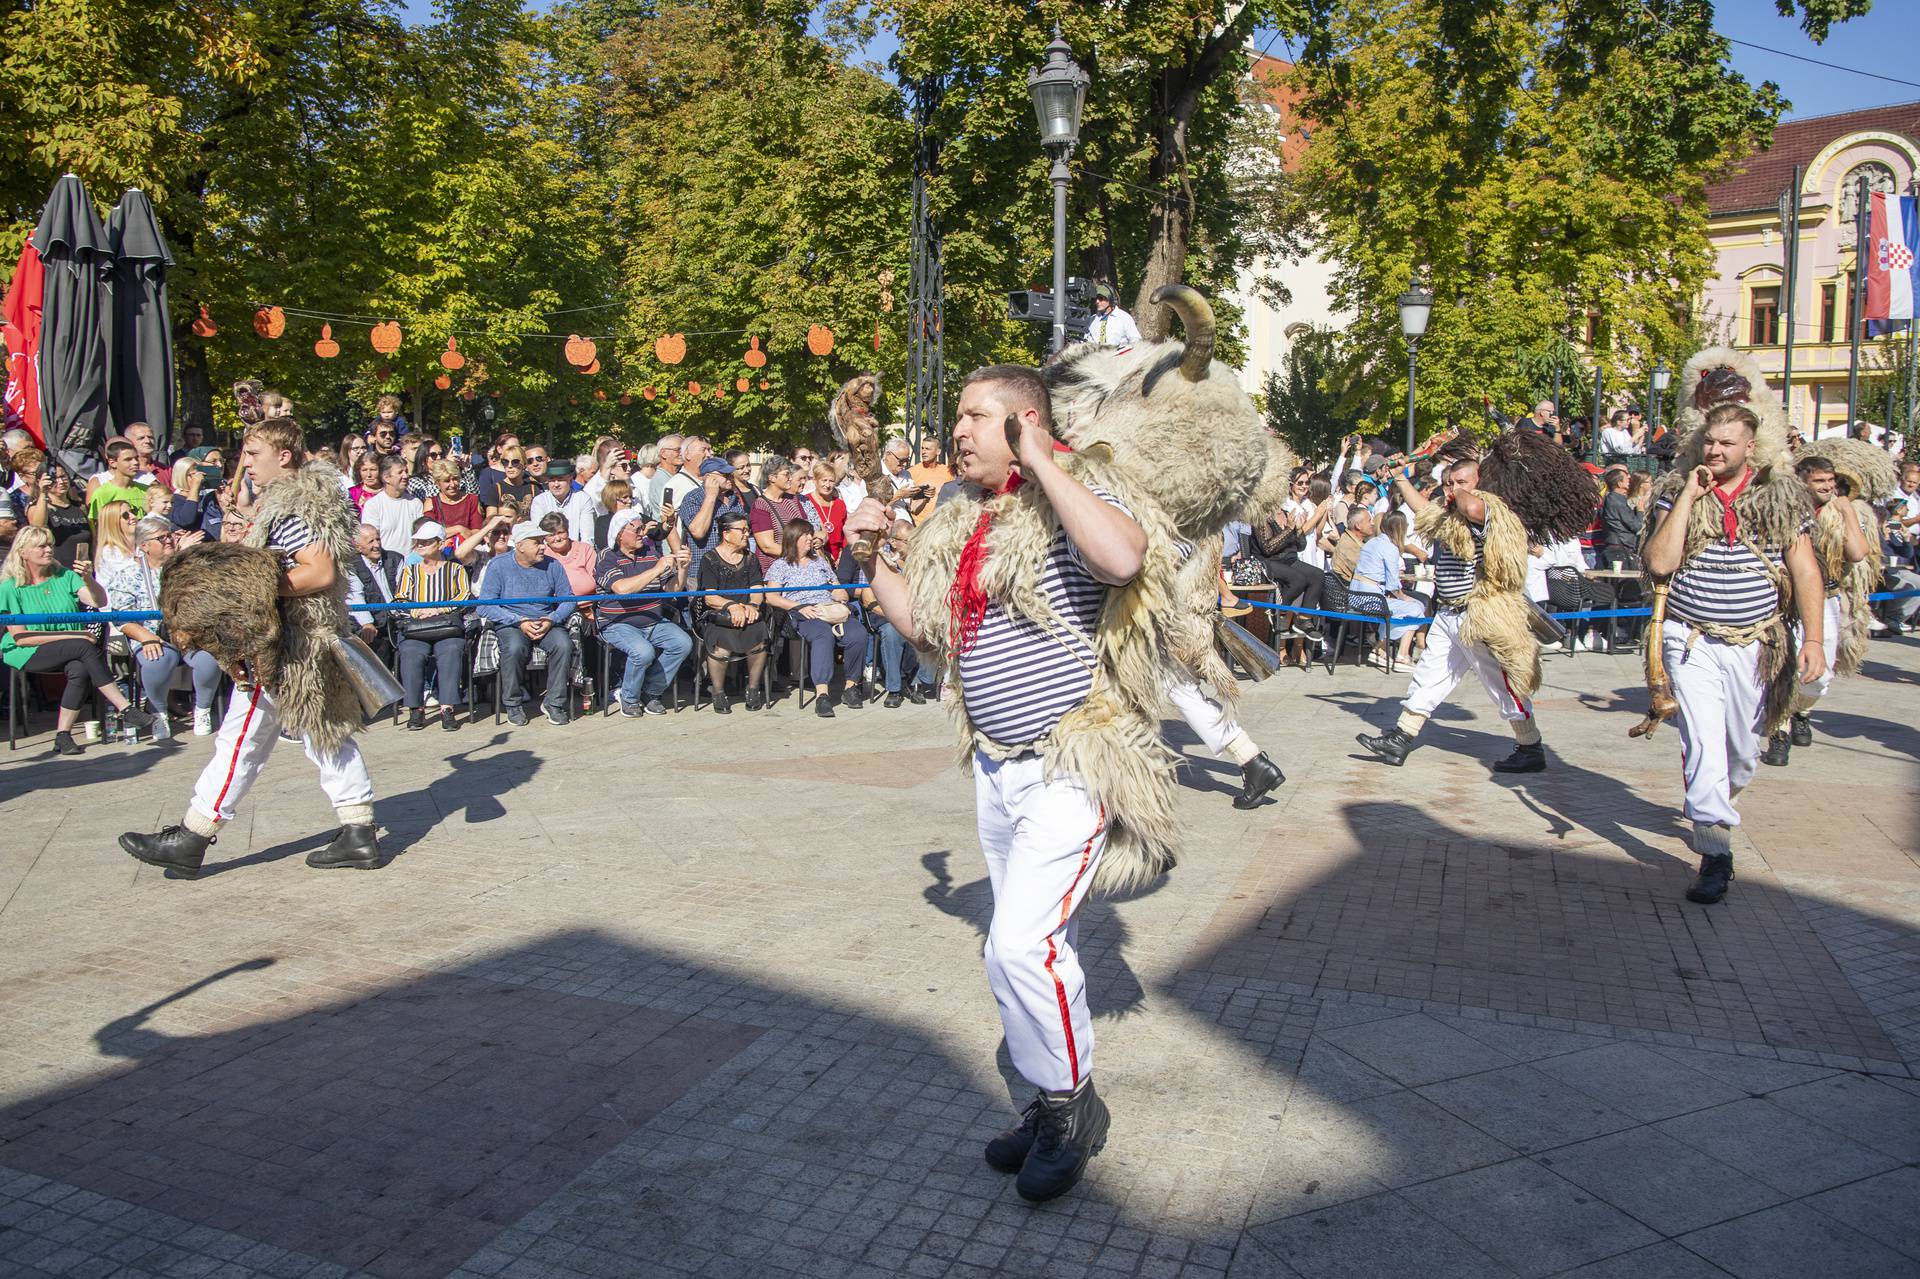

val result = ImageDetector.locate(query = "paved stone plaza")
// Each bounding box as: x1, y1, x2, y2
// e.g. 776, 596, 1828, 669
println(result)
1, 638, 1916, 1279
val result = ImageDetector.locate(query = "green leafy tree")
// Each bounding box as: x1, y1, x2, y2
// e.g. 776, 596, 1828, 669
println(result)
1284, 0, 1867, 442
1262, 326, 1363, 463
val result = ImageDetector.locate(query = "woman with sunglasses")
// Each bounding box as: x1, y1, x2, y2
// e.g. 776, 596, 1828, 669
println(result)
404, 438, 443, 501
423, 458, 481, 539
479, 449, 532, 519
93, 499, 140, 582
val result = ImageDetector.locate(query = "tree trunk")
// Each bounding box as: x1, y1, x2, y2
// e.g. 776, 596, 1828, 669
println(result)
176, 334, 217, 446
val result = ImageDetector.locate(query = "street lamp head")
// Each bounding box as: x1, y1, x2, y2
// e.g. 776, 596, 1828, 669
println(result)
1397, 277, 1434, 346
1652, 360, 1671, 392
1028, 28, 1089, 154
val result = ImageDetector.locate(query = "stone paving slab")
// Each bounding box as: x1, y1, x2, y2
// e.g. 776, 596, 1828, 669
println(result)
0, 639, 1917, 1277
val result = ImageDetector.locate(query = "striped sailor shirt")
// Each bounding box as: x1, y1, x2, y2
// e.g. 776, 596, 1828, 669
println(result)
956, 487, 1131, 749
1658, 496, 1811, 628
265, 514, 315, 570
1431, 521, 1484, 605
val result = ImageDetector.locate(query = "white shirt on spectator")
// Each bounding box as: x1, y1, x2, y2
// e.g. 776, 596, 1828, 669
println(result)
360, 491, 423, 559
1283, 497, 1327, 570
1527, 538, 1586, 602
530, 487, 596, 542
1086, 307, 1141, 346
1599, 426, 1638, 454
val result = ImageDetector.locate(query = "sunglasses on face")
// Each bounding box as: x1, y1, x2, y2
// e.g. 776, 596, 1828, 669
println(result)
428, 450, 443, 458
503, 458, 523, 467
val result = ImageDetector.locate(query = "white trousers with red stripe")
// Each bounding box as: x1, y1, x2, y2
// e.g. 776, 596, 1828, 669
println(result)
1164, 674, 1241, 756
188, 684, 375, 829
973, 750, 1108, 1094
1663, 620, 1766, 829
1401, 608, 1535, 727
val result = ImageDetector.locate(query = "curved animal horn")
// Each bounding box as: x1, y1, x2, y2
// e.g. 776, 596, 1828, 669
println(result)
1150, 283, 1215, 382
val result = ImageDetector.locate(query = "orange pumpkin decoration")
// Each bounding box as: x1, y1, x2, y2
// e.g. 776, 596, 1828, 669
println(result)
619, 394, 632, 406
642, 387, 657, 401
873, 319, 882, 351
568, 397, 579, 406
686, 380, 702, 396
376, 365, 392, 381
743, 336, 767, 369
440, 336, 465, 370
735, 377, 750, 393
806, 324, 834, 356
314, 323, 339, 358
715, 386, 727, 400
564, 334, 597, 368
369, 320, 402, 355
253, 306, 286, 339
433, 373, 452, 390
594, 389, 607, 401
191, 304, 217, 337
460, 389, 475, 402
758, 379, 770, 390
581, 357, 601, 376
655, 333, 687, 365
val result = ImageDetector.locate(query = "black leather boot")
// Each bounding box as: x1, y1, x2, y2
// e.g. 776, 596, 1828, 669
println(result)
307, 824, 381, 870
984, 1094, 1043, 1174
120, 825, 214, 877
1492, 742, 1547, 774
1356, 727, 1414, 766
1789, 713, 1813, 747
1015, 1080, 1110, 1203
1233, 753, 1286, 809
1686, 854, 1734, 904
1761, 733, 1791, 767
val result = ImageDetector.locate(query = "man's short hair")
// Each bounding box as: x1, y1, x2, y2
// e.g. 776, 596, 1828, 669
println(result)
1795, 454, 1836, 479
539, 512, 567, 534
246, 417, 305, 460
962, 364, 1052, 426
656, 434, 683, 449
378, 455, 408, 478
1703, 404, 1759, 436
1610, 409, 1631, 426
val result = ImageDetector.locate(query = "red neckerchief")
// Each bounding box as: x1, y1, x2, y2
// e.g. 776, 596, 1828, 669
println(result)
948, 470, 1026, 654
1709, 466, 1754, 545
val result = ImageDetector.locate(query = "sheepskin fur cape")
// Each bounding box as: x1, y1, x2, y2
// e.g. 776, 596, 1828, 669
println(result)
245, 461, 363, 752
905, 448, 1184, 897
1812, 497, 1879, 682
1415, 490, 1541, 698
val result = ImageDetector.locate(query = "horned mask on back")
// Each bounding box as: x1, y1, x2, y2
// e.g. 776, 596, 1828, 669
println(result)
1043, 284, 1287, 541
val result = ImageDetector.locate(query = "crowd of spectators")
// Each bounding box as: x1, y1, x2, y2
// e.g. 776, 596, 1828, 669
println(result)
0, 388, 1912, 756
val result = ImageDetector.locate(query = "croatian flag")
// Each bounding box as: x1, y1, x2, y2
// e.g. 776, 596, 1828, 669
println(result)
1864, 192, 1918, 322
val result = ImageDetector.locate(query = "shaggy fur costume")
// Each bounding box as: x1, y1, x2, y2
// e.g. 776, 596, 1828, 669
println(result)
246, 460, 363, 752
906, 449, 1185, 896
1793, 437, 1892, 682
158, 543, 285, 678
1644, 346, 1814, 736
1799, 436, 1899, 503
1415, 490, 1541, 697
1477, 429, 1599, 544
830, 373, 893, 505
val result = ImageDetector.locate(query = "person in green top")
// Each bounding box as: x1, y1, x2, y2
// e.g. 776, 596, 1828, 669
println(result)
86, 438, 152, 521
0, 526, 153, 754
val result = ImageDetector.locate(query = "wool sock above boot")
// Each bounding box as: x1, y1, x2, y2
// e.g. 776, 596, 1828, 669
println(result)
1393, 709, 1428, 738
1510, 718, 1542, 747
183, 808, 223, 839
1224, 733, 1261, 767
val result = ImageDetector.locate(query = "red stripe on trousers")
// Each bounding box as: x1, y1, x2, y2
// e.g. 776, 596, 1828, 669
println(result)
211, 686, 262, 817
1500, 671, 1532, 720
1043, 805, 1105, 1088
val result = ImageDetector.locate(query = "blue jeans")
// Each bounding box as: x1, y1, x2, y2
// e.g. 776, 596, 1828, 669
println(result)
875, 619, 935, 693
134, 644, 222, 709
399, 635, 468, 709
791, 615, 868, 686
601, 618, 693, 702
494, 623, 574, 712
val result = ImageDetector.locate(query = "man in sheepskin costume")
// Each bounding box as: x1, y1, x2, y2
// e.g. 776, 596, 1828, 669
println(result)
1641, 347, 1824, 905
120, 415, 382, 878
847, 285, 1276, 1203
1761, 438, 1891, 766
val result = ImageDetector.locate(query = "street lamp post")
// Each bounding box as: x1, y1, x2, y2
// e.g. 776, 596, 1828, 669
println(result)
1650, 360, 1670, 452
1397, 278, 1433, 455
1028, 29, 1089, 356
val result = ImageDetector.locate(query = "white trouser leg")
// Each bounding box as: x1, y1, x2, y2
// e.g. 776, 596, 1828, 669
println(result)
1664, 621, 1764, 828
1164, 674, 1243, 757
1793, 596, 1842, 705
188, 684, 374, 830
973, 751, 1108, 1093
1400, 609, 1471, 724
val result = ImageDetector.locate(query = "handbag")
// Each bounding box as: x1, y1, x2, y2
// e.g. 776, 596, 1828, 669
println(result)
402, 612, 465, 643
808, 601, 853, 625
1228, 557, 1269, 587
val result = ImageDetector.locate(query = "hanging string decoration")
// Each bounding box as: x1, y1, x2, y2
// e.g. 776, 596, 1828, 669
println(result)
735, 377, 750, 393
191, 305, 218, 337
581, 357, 601, 375
564, 334, 597, 369
434, 374, 452, 390
253, 307, 286, 339
743, 337, 767, 368
370, 321, 403, 355
807, 325, 835, 356
314, 324, 340, 359
642, 387, 657, 401
440, 337, 465, 370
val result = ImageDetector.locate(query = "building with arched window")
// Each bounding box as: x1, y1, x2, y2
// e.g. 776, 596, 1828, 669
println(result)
1701, 102, 1918, 438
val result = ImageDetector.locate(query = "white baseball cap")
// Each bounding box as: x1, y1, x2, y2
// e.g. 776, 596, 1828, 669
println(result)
608, 507, 648, 544
510, 520, 543, 545
411, 521, 446, 542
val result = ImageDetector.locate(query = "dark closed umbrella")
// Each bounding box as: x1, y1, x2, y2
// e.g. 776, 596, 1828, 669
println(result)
106, 188, 176, 450
30, 174, 112, 477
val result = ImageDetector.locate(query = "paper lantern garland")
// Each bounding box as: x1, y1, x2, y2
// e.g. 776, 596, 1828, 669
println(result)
314, 324, 339, 358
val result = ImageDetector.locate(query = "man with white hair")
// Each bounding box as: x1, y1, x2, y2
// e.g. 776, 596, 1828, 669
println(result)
648, 434, 684, 512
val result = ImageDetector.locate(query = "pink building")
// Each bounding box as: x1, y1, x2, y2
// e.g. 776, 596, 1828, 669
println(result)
1702, 102, 1920, 437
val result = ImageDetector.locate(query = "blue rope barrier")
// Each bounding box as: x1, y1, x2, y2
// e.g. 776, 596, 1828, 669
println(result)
0, 580, 868, 627
1233, 588, 1920, 628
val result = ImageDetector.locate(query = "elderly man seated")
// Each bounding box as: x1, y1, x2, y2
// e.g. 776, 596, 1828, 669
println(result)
596, 508, 693, 716
105, 516, 220, 737
477, 520, 578, 726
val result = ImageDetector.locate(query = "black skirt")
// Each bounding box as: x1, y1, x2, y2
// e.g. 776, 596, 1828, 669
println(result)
701, 620, 768, 653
